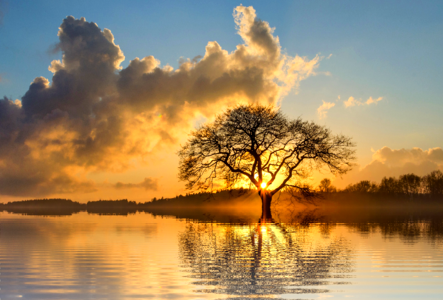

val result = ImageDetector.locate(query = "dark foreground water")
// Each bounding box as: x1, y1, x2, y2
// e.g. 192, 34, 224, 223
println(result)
1, 210, 443, 299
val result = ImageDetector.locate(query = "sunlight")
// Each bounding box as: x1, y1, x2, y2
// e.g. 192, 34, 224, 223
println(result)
260, 225, 267, 234
261, 182, 267, 189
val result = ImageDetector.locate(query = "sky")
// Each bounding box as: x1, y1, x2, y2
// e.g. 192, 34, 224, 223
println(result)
0, 0, 442, 202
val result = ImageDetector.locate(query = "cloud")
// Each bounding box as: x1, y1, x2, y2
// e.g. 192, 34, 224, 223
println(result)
317, 100, 335, 119
373, 146, 443, 167
0, 6, 322, 197
114, 177, 159, 191
344, 96, 383, 108
366, 96, 383, 105
343, 96, 358, 108
334, 147, 443, 187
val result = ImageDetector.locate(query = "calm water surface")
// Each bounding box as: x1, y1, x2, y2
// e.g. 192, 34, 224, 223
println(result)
1, 211, 443, 299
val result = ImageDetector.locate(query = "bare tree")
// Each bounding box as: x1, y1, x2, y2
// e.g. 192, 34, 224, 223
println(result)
423, 170, 443, 196
178, 104, 355, 220
318, 178, 337, 193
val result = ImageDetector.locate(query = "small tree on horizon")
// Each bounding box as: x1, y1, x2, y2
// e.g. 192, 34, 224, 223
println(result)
318, 178, 337, 193
178, 104, 355, 220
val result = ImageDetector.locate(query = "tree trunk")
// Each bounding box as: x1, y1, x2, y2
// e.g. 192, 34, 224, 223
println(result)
259, 190, 273, 222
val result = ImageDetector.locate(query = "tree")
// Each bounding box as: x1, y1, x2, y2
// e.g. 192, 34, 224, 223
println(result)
379, 176, 401, 194
398, 174, 421, 195
344, 180, 378, 193
178, 104, 355, 220
422, 170, 443, 196
318, 178, 337, 193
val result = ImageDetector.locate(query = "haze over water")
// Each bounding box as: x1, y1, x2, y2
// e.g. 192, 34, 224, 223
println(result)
1, 209, 443, 299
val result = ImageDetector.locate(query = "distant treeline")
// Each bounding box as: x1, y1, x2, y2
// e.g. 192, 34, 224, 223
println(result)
1, 171, 443, 217
319, 170, 443, 196
0, 189, 257, 216
0, 199, 138, 216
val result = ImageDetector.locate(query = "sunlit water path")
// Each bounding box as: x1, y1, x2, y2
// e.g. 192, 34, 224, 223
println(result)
1, 211, 443, 299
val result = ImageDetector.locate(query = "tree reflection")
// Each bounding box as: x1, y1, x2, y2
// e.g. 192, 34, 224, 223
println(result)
179, 219, 353, 297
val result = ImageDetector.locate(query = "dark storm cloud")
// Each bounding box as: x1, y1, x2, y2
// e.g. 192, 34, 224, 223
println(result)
0, 6, 320, 196
22, 16, 124, 119
0, 97, 20, 145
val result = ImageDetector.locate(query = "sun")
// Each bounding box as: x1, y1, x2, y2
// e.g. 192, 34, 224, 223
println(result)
261, 182, 267, 189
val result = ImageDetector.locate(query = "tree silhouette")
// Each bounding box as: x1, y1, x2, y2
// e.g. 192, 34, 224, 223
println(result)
318, 178, 337, 193
423, 170, 443, 196
379, 176, 401, 194
344, 180, 378, 193
178, 104, 355, 220
398, 174, 422, 195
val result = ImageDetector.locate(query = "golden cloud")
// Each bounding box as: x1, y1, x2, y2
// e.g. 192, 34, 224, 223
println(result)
317, 100, 335, 119
0, 6, 321, 196
334, 147, 443, 188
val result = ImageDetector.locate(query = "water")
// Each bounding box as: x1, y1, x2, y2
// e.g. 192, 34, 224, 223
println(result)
1, 210, 443, 299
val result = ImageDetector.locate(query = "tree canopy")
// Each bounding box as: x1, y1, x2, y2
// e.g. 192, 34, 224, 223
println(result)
178, 104, 355, 200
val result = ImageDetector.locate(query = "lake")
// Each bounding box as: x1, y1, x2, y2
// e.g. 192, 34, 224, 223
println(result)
1, 209, 443, 299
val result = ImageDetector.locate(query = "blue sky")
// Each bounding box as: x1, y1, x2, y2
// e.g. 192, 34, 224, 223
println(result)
0, 1, 442, 200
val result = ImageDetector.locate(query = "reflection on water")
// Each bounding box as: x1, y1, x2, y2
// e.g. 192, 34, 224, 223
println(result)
1, 210, 443, 299
179, 221, 352, 297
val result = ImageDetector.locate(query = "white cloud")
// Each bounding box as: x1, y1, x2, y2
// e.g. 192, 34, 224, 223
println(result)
343, 96, 358, 107
366, 96, 383, 105
317, 100, 335, 119
344, 96, 383, 108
